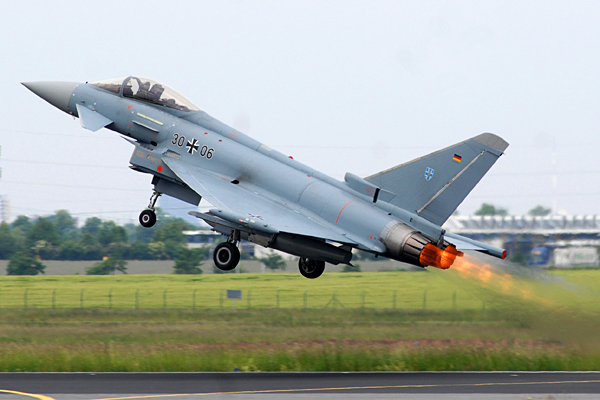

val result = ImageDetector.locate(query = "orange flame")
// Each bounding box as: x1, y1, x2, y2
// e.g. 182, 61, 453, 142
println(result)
442, 253, 557, 308
451, 255, 499, 283
420, 244, 464, 269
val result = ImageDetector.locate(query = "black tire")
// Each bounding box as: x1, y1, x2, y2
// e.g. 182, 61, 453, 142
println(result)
213, 242, 240, 271
139, 209, 157, 228
298, 257, 325, 279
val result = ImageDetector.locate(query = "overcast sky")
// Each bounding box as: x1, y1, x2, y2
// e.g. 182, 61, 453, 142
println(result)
1, 0, 599, 225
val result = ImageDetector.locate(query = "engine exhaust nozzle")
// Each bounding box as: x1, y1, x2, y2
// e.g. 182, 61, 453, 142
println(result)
419, 243, 464, 269
379, 221, 464, 269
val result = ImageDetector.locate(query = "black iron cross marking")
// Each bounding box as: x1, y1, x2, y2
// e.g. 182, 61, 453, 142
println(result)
186, 138, 199, 154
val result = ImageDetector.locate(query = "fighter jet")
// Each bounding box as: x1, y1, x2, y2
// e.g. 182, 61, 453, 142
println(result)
23, 77, 508, 278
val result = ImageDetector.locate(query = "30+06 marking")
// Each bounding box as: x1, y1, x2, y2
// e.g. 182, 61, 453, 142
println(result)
172, 133, 214, 159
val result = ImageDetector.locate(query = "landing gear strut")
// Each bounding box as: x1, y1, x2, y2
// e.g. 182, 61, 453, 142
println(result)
139, 190, 161, 228
213, 231, 241, 271
298, 257, 325, 279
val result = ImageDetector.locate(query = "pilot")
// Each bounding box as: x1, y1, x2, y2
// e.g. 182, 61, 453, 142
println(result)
137, 81, 151, 100
148, 84, 164, 102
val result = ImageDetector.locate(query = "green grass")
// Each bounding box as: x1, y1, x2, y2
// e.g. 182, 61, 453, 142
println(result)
1, 266, 600, 371
0, 271, 485, 310
0, 308, 594, 372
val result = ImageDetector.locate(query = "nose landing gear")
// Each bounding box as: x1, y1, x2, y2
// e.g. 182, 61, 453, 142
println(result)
139, 190, 161, 228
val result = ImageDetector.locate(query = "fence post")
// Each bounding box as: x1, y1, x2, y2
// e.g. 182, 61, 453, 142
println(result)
361, 291, 366, 310
276, 290, 281, 308
24, 288, 28, 309
452, 290, 457, 311
392, 290, 397, 310
80, 289, 84, 309
193, 289, 197, 310
135, 289, 139, 309
163, 290, 167, 308
303, 290, 307, 311
52, 288, 57, 309
109, 289, 113, 309
247, 290, 251, 310
422, 290, 427, 310
324, 291, 344, 309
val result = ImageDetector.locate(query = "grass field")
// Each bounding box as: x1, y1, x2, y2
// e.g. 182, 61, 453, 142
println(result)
0, 270, 487, 310
1, 256, 599, 372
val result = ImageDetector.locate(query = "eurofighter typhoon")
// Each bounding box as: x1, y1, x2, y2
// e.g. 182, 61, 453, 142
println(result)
23, 77, 508, 278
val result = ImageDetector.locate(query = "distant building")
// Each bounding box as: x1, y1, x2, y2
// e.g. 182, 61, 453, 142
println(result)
182, 230, 221, 248
253, 246, 297, 261
444, 214, 600, 267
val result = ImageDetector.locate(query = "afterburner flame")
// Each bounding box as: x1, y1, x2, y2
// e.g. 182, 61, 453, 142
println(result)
451, 255, 498, 283
419, 244, 464, 269
448, 253, 556, 308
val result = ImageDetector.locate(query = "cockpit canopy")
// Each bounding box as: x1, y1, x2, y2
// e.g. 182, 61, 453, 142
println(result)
92, 76, 200, 112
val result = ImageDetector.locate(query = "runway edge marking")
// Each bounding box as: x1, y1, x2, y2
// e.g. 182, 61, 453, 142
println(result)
0, 390, 56, 400
86, 379, 600, 399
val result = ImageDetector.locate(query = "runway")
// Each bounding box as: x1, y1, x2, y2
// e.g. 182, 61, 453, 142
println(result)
1, 372, 600, 399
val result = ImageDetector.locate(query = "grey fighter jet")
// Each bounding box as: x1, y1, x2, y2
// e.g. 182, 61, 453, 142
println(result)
23, 77, 508, 278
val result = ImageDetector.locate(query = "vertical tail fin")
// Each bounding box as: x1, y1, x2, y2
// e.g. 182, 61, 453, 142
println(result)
365, 133, 508, 225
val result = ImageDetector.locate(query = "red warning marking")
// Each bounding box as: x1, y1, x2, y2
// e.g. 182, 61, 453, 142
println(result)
157, 166, 163, 172
219, 140, 222, 142
307, 175, 311, 177
369, 235, 373, 240
335, 200, 354, 224
128, 105, 132, 109
289, 156, 293, 159
204, 132, 208, 135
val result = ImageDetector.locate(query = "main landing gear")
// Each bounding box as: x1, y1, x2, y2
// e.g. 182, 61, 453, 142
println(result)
213, 242, 241, 271
213, 231, 241, 271
139, 190, 161, 228
298, 257, 325, 279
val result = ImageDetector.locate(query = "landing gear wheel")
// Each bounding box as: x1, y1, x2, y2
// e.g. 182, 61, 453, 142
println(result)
139, 190, 161, 228
213, 242, 240, 271
298, 257, 325, 279
139, 209, 157, 228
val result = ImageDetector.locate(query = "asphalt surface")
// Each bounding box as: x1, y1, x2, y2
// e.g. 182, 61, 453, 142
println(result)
1, 372, 600, 398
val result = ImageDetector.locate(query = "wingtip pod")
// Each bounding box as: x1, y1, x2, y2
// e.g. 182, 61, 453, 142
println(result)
419, 244, 464, 270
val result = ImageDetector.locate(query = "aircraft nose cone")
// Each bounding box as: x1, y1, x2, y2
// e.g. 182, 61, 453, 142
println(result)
22, 81, 81, 113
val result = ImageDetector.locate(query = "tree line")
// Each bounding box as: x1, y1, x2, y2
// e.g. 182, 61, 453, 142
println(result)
0, 209, 206, 261
0, 209, 210, 275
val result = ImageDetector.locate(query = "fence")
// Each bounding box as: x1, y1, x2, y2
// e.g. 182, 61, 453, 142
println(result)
0, 288, 487, 311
